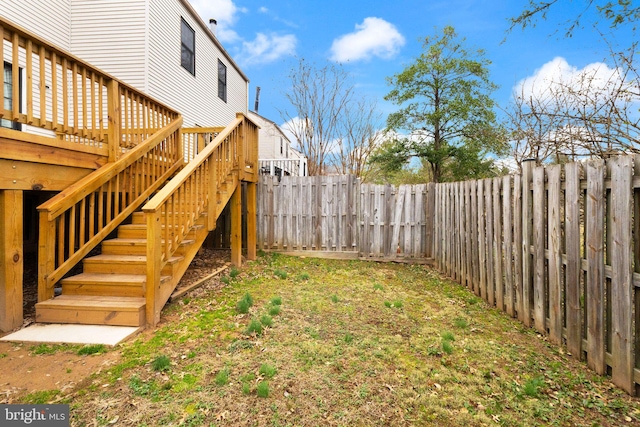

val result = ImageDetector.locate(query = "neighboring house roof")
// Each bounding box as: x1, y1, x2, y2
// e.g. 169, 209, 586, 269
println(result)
179, 0, 249, 83
248, 110, 291, 144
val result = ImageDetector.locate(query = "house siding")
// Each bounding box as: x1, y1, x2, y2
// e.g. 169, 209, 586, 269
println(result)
147, 0, 247, 127
0, 0, 71, 51
70, 0, 147, 91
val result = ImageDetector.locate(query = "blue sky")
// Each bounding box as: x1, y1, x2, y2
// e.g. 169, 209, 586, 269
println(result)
190, 0, 635, 127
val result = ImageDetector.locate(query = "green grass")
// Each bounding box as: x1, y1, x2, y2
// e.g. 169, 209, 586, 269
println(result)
245, 319, 263, 336
260, 314, 274, 327
330, 294, 339, 303
274, 269, 288, 279
268, 305, 281, 316
270, 296, 283, 306
259, 363, 277, 379
65, 254, 640, 427
229, 267, 240, 279
236, 292, 254, 314
214, 368, 230, 386
151, 355, 171, 372
77, 344, 106, 355
256, 381, 270, 398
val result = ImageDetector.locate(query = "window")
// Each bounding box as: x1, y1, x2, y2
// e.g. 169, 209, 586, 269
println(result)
280, 137, 283, 154
1, 62, 21, 131
218, 59, 227, 102
181, 18, 195, 75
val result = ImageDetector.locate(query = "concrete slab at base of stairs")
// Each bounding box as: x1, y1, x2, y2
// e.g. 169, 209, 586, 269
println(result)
0, 324, 143, 346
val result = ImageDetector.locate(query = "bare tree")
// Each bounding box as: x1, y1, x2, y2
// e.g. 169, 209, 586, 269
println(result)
504, 43, 640, 167
333, 95, 384, 181
279, 60, 353, 176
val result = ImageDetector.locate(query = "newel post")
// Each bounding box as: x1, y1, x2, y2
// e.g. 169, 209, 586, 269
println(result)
107, 79, 121, 162
146, 209, 162, 327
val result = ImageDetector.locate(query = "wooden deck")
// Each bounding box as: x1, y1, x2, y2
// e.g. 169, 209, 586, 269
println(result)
0, 16, 259, 332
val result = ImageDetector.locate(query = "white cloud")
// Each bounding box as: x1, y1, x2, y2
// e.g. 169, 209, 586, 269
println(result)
259, 6, 269, 13
189, 0, 247, 43
330, 17, 405, 63
239, 33, 297, 66
514, 56, 627, 102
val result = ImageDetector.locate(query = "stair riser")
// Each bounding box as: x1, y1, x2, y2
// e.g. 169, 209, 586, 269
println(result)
83, 262, 177, 276
130, 212, 208, 226
118, 228, 200, 240
62, 283, 144, 298
102, 241, 194, 256
36, 307, 145, 327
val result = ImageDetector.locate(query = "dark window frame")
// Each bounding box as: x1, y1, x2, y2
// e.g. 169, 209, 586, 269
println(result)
181, 17, 195, 75
2, 61, 22, 131
218, 59, 227, 102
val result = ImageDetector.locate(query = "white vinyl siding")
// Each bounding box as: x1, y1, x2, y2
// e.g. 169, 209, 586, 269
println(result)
0, 0, 71, 51
249, 111, 291, 160
70, 0, 147, 91
148, 0, 247, 127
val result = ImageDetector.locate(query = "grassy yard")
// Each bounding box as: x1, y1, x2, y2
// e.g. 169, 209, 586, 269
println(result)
47, 253, 640, 425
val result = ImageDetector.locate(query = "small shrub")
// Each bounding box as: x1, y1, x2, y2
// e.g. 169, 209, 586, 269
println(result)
77, 344, 106, 356
442, 340, 454, 355
245, 319, 263, 336
236, 293, 254, 314
523, 377, 544, 397
242, 382, 251, 395
393, 300, 403, 308
260, 314, 273, 327
270, 296, 283, 306
257, 249, 266, 257
344, 333, 354, 344
441, 331, 455, 342
229, 339, 254, 352
454, 318, 469, 329
384, 301, 392, 308
298, 273, 310, 281
0, 353, 6, 359
229, 267, 240, 279
215, 368, 230, 386
151, 355, 171, 372
373, 283, 384, 291
259, 363, 277, 379
220, 276, 231, 285
274, 269, 288, 279
31, 344, 59, 355
331, 295, 339, 303
268, 305, 281, 316
236, 299, 251, 314
256, 381, 269, 398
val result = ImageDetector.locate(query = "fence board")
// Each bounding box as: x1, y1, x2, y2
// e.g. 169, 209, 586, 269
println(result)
493, 177, 503, 311
610, 156, 634, 393
521, 161, 534, 326
564, 163, 582, 358
547, 164, 562, 345
513, 173, 523, 320
486, 180, 495, 306
503, 175, 514, 316
478, 181, 486, 299
532, 166, 546, 334
586, 160, 606, 375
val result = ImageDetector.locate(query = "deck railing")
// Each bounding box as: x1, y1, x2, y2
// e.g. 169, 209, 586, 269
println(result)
259, 158, 306, 177
143, 113, 258, 326
0, 16, 177, 160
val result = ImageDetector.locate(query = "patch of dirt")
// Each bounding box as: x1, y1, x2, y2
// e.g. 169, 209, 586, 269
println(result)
0, 247, 231, 403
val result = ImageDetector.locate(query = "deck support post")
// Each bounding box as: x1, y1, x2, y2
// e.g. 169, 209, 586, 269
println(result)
246, 182, 257, 261
231, 182, 242, 266
0, 190, 23, 332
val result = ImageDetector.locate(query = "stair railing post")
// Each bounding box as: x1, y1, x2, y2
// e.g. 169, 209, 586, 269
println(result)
38, 210, 56, 302
146, 209, 162, 327
231, 181, 242, 266
107, 79, 121, 162
246, 182, 257, 260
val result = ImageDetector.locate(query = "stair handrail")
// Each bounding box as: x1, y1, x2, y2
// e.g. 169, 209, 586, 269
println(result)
142, 113, 259, 326
37, 116, 183, 302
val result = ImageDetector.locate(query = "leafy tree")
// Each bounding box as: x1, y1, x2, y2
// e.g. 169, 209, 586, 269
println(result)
374, 26, 507, 183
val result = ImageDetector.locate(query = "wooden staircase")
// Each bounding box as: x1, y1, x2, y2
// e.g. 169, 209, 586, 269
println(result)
35, 208, 211, 327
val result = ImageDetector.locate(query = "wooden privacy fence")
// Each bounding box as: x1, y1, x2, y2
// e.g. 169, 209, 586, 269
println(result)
434, 156, 640, 395
257, 175, 434, 259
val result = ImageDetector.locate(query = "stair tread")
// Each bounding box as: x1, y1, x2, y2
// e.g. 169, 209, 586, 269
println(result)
36, 295, 145, 310
103, 238, 196, 244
